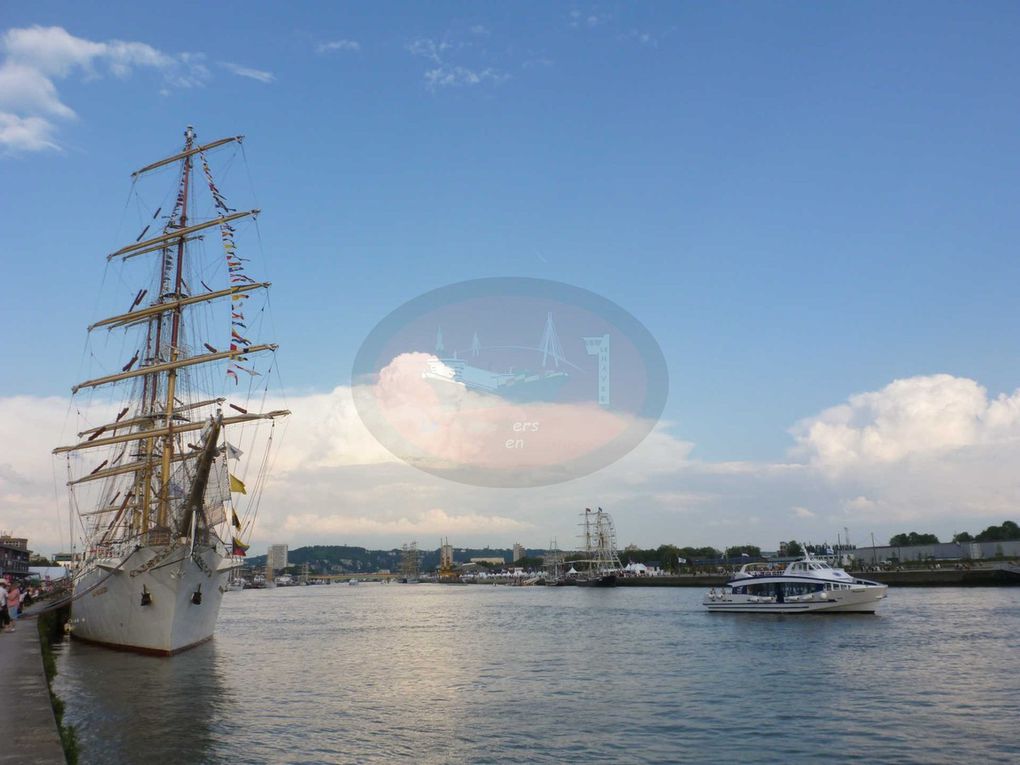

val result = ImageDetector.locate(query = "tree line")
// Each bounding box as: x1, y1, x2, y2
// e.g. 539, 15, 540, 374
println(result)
888, 520, 1019, 547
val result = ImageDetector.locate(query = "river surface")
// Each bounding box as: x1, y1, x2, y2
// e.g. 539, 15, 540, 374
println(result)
53, 585, 1020, 764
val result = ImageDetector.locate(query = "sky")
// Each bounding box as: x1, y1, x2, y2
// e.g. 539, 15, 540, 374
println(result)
2, 2, 1020, 557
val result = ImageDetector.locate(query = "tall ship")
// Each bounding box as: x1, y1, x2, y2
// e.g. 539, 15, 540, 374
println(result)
575, 507, 623, 586
53, 127, 289, 654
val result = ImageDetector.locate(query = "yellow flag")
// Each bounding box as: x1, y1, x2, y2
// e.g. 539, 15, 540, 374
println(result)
229, 473, 247, 494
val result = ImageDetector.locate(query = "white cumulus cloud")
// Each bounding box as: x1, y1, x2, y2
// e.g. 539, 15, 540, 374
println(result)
0, 25, 264, 152
791, 374, 1020, 470
6, 372, 1020, 555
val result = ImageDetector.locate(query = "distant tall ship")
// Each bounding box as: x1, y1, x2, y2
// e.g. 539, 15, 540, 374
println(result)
53, 127, 289, 655
572, 508, 623, 586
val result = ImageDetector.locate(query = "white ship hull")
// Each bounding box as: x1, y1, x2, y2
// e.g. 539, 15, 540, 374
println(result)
71, 544, 233, 655
704, 585, 888, 614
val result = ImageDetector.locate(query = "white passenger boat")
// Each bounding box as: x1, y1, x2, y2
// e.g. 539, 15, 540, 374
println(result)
704, 557, 888, 614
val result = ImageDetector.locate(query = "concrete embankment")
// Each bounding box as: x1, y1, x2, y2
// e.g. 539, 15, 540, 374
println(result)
0, 607, 68, 764
865, 565, 1020, 586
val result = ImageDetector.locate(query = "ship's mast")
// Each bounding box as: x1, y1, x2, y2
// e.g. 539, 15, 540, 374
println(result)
157, 125, 195, 529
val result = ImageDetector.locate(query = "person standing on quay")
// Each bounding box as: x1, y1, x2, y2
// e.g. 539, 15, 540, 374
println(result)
0, 580, 8, 632
6, 581, 20, 631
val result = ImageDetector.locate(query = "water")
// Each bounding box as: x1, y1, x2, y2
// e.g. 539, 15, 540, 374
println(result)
54, 585, 1020, 764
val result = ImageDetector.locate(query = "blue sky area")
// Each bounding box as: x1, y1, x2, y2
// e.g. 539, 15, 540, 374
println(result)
3, 3, 1020, 551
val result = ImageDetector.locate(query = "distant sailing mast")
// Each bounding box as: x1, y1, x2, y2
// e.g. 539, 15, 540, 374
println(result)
576, 507, 623, 585
400, 542, 420, 583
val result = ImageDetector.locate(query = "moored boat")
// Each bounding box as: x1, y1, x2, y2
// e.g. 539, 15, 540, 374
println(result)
53, 126, 288, 654
576, 573, 618, 587
704, 556, 888, 614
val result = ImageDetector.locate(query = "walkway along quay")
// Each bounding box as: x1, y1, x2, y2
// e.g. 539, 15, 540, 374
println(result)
0, 605, 68, 764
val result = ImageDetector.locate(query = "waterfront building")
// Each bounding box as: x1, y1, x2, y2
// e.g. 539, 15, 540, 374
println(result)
268, 544, 289, 572
512, 543, 525, 562
855, 540, 1020, 565
0, 534, 30, 578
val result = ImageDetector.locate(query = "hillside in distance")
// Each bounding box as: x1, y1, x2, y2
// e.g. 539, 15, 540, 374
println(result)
245, 545, 547, 573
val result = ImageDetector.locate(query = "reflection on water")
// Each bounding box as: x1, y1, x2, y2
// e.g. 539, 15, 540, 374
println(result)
53, 639, 229, 763
55, 585, 1020, 764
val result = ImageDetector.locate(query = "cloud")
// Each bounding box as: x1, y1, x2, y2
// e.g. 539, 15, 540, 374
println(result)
0, 61, 76, 118
406, 36, 508, 91
424, 66, 508, 90
220, 62, 275, 83
569, 10, 611, 29
317, 40, 360, 54
791, 374, 1020, 471
0, 25, 232, 152
784, 374, 1020, 531
406, 38, 451, 64
280, 508, 529, 537
650, 491, 715, 509
0, 112, 60, 151
623, 30, 660, 48
7, 373, 1020, 556
0, 395, 75, 554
